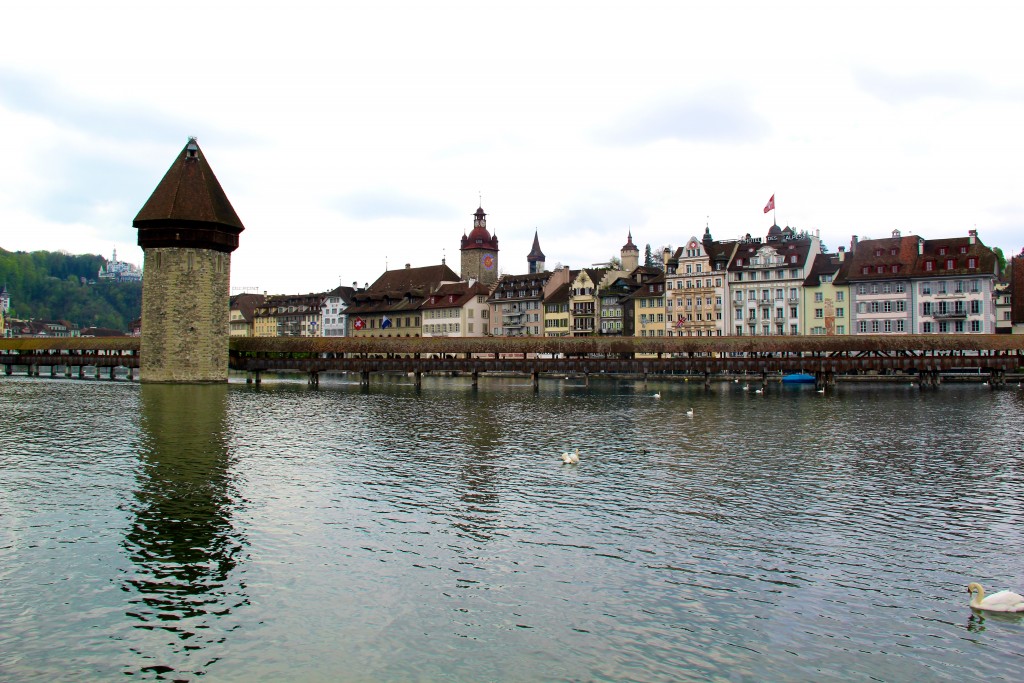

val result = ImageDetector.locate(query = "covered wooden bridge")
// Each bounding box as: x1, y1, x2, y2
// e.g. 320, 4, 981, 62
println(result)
2, 335, 1022, 389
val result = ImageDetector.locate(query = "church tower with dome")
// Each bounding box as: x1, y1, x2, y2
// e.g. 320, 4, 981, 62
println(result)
460, 206, 499, 286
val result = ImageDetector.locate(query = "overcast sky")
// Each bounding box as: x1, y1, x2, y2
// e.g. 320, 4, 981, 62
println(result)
2, 0, 1021, 294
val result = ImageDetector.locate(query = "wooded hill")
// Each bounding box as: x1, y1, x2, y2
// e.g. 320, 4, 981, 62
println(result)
0, 248, 142, 332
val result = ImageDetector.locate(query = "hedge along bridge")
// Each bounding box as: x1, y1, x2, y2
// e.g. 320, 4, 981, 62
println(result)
2, 335, 1022, 389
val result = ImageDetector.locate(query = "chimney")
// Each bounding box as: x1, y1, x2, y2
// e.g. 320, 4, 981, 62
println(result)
405, 263, 411, 269
850, 235, 858, 252
969, 229, 977, 245
918, 238, 924, 255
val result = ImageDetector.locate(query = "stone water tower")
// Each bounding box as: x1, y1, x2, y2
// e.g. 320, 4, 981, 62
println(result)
133, 138, 244, 382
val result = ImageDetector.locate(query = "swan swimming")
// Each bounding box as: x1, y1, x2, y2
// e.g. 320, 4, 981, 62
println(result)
653, 392, 661, 399
561, 448, 580, 465
685, 408, 694, 417
967, 583, 1024, 612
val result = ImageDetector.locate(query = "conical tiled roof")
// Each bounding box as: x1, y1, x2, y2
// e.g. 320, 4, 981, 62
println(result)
134, 138, 244, 252
621, 230, 639, 252
527, 230, 545, 261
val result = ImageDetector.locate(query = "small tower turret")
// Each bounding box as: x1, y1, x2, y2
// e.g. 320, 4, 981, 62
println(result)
621, 230, 640, 272
527, 230, 546, 274
460, 206, 499, 285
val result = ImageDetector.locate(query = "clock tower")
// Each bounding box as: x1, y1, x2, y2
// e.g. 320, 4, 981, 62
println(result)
460, 206, 499, 286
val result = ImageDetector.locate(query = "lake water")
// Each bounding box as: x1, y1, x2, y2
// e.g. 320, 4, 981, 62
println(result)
1, 373, 1022, 682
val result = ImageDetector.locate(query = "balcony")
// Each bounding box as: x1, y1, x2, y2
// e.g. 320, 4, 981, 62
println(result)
933, 311, 967, 320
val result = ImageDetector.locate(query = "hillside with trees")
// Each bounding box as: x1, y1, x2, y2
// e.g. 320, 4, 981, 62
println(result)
0, 248, 142, 331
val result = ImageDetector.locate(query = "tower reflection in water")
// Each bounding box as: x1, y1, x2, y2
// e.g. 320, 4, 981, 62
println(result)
122, 384, 247, 679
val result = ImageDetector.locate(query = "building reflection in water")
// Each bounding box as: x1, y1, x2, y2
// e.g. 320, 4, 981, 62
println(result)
122, 384, 247, 679
450, 395, 505, 544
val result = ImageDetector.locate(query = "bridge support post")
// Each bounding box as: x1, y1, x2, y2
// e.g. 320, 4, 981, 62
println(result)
532, 371, 539, 392
128, 367, 135, 381
78, 365, 85, 380
50, 365, 57, 378
585, 372, 590, 387
4, 364, 10, 376
361, 370, 370, 386
109, 367, 116, 381
246, 372, 253, 384
704, 371, 711, 390
415, 371, 422, 389
308, 371, 319, 387
254, 370, 262, 385
95, 366, 101, 380
471, 370, 479, 388
65, 365, 71, 378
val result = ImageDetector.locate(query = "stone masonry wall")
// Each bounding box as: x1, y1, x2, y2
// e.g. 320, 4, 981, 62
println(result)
141, 247, 231, 382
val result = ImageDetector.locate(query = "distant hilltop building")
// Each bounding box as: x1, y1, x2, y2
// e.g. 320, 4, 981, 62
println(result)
98, 248, 142, 282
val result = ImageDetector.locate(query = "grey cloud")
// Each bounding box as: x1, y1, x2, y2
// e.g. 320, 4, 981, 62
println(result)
334, 190, 461, 221
0, 69, 246, 144
32, 146, 156, 226
598, 90, 770, 146
547, 193, 648, 235
855, 69, 1022, 105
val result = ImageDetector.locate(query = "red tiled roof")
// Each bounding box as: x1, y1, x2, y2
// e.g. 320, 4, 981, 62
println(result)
421, 281, 490, 309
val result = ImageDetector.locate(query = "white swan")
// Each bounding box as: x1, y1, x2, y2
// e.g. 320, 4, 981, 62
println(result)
685, 408, 694, 417
967, 583, 1024, 612
755, 388, 763, 394
816, 387, 825, 394
653, 392, 661, 399
561, 448, 580, 465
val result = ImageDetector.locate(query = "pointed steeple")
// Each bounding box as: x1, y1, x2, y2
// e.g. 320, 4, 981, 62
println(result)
527, 229, 546, 274
134, 138, 245, 252
620, 229, 640, 271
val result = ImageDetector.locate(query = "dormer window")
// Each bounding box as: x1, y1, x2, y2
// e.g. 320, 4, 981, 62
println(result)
938, 247, 947, 256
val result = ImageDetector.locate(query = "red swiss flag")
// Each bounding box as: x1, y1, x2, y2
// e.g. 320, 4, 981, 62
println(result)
763, 195, 775, 213
353, 317, 365, 330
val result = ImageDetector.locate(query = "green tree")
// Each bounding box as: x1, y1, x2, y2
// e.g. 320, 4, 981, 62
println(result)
993, 247, 1007, 279
0, 248, 141, 331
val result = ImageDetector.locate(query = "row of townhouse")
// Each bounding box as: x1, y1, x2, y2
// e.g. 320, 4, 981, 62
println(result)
235, 220, 1019, 339
502, 220, 1022, 339
232, 285, 357, 338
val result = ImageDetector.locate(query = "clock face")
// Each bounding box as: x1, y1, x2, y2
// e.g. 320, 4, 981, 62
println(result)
482, 254, 495, 271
